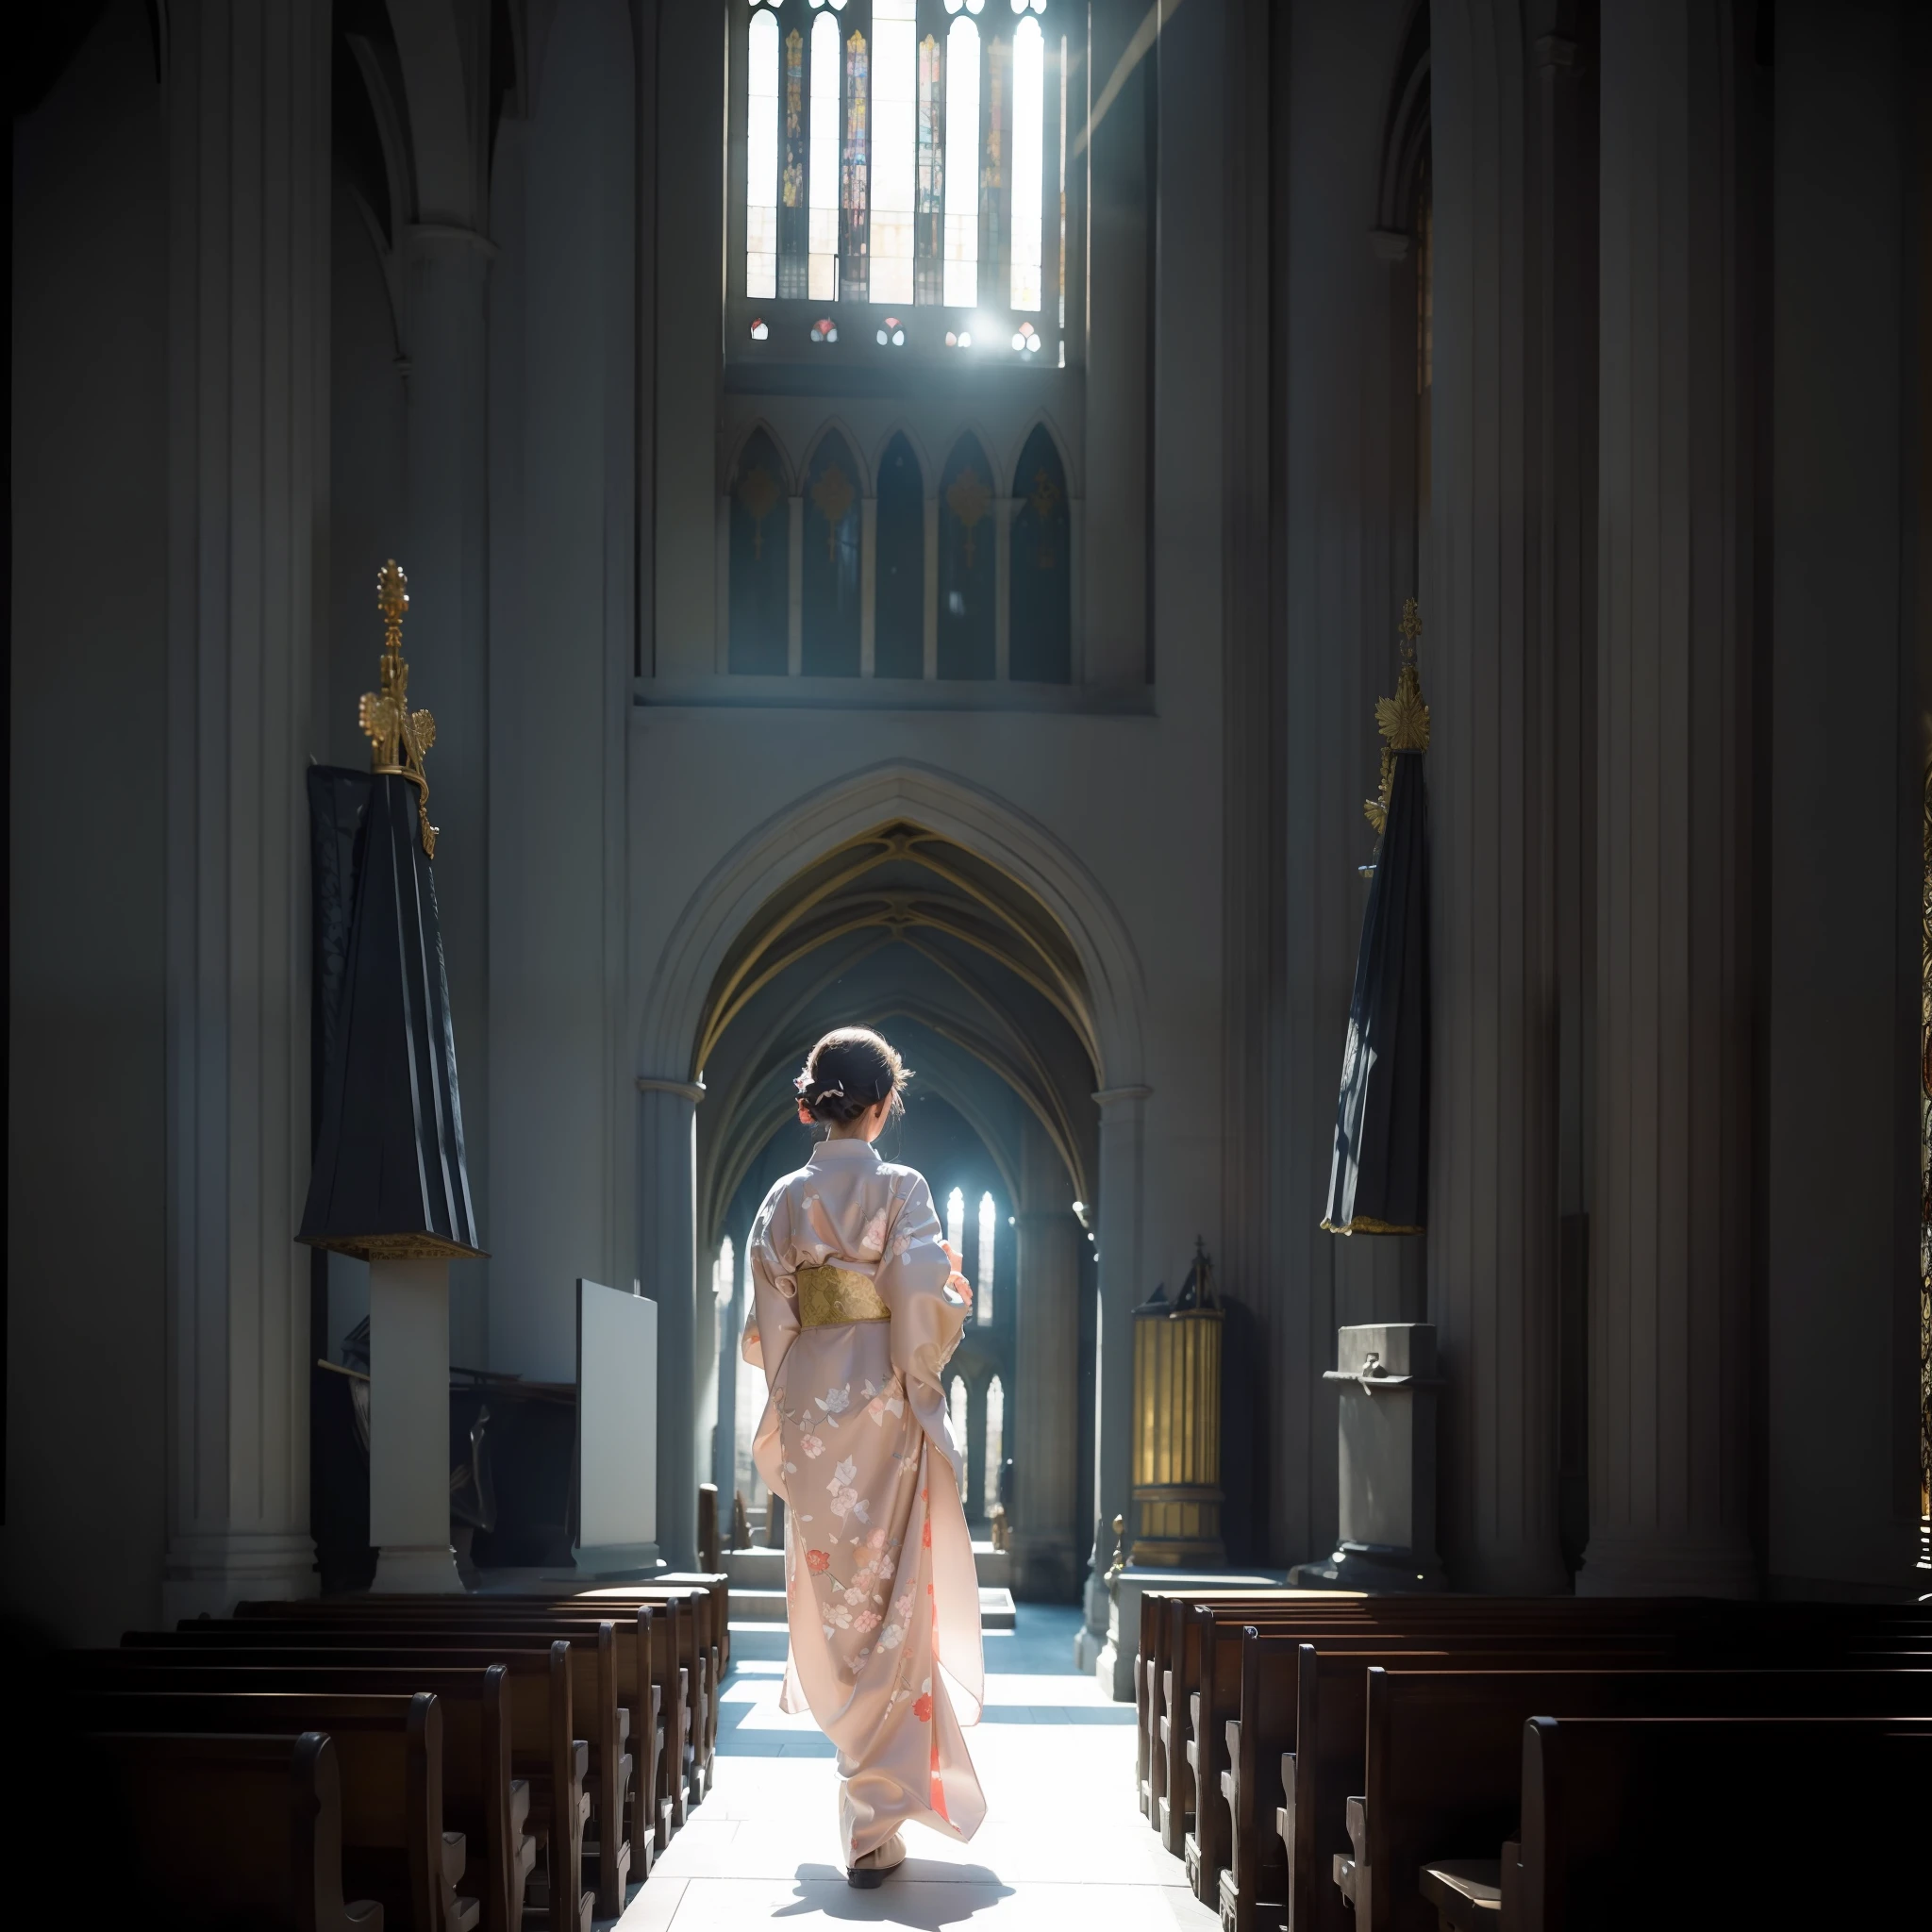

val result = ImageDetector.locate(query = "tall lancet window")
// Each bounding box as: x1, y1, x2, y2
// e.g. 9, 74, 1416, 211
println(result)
948, 1374, 971, 1501
745, 8, 780, 298
943, 13, 981, 306
1009, 422, 1070, 682
983, 1374, 1005, 1516
946, 1186, 965, 1258
808, 11, 841, 298
939, 432, 996, 678
728, 427, 791, 674
1009, 12, 1044, 311
870, 0, 917, 303
802, 430, 862, 675
975, 1191, 997, 1324
874, 432, 924, 676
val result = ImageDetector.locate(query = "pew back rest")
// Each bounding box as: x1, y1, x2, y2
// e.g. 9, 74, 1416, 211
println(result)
1519, 1715, 1932, 1932
1366, 1667, 1932, 1932
98, 1729, 379, 1932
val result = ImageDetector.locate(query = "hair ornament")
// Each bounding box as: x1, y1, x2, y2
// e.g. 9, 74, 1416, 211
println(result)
793, 1069, 812, 1093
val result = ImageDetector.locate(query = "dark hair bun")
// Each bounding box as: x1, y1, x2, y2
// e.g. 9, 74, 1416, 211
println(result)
794, 1027, 911, 1126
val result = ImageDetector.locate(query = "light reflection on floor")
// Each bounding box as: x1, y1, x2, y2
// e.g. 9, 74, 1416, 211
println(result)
614, 1605, 1212, 1930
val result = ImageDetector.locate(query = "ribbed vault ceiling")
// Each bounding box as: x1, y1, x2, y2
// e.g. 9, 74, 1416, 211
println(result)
695, 822, 1100, 1244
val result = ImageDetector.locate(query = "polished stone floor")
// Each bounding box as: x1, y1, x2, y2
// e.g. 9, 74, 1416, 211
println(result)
614, 1604, 1216, 1930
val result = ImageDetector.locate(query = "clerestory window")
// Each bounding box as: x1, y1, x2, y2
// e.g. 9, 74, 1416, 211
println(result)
733, 0, 1068, 367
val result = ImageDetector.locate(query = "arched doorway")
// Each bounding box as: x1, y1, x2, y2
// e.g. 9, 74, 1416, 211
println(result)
693, 819, 1096, 1599
634, 766, 1148, 1596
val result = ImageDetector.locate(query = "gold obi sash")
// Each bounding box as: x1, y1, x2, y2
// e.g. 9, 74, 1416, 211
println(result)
796, 1263, 891, 1328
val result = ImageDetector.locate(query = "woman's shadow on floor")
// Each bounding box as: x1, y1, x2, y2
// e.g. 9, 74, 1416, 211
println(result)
776, 1862, 1013, 1925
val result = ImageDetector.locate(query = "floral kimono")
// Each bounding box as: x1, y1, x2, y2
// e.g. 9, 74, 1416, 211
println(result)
741, 1136, 986, 1863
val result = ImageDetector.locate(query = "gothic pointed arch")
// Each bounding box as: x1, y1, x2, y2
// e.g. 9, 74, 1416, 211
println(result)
1008, 422, 1072, 684
727, 423, 792, 674
938, 430, 996, 680
874, 429, 926, 678
801, 425, 863, 675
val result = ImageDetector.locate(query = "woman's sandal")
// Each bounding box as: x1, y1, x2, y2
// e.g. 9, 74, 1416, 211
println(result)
847, 1831, 907, 1889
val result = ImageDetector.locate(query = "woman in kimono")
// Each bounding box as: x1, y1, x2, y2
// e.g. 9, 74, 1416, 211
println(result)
741, 1026, 986, 1886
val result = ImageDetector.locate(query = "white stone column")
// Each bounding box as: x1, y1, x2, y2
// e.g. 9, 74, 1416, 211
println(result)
1079, 1085, 1150, 1662
1424, 0, 1567, 1594
1581, 0, 1755, 1599
402, 224, 493, 1368
638, 1076, 703, 1568
368, 1258, 461, 1591
162, 0, 330, 1620
1010, 1119, 1082, 1599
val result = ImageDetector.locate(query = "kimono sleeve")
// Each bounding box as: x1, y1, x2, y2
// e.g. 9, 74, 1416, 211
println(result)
873, 1174, 969, 1475
741, 1184, 801, 1380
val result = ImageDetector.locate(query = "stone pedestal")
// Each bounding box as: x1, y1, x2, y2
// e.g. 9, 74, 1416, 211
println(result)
1295, 1324, 1445, 1591
368, 1257, 461, 1592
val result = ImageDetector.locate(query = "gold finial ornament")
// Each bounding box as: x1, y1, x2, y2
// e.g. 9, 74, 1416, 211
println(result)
1364, 598, 1431, 834
359, 560, 440, 857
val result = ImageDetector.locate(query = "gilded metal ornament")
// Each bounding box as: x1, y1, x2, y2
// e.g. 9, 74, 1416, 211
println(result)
1365, 598, 1431, 836
946, 464, 991, 569
359, 560, 440, 858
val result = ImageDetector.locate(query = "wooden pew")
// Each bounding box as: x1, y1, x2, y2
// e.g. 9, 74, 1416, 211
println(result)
1223, 1606, 1932, 1932
1200, 1622, 1672, 1930
96, 1729, 380, 1931
577, 1583, 724, 1784
242, 1593, 691, 1848
1508, 1714, 1932, 1931
1166, 1593, 1932, 1885
217, 1609, 638, 1913
66, 1659, 525, 1932
110, 1640, 586, 1932
1346, 1664, 1932, 1932
77, 1690, 470, 1932
1139, 1591, 1367, 1827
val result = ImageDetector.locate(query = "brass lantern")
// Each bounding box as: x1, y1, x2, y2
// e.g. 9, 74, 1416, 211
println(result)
1129, 1241, 1226, 1566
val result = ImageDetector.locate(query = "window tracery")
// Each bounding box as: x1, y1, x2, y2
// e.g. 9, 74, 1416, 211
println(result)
976, 1190, 996, 1324
732, 0, 1070, 364
983, 1373, 1005, 1516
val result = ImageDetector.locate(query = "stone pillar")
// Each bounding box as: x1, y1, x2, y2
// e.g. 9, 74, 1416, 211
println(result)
1423, 0, 1568, 1594
1010, 1118, 1082, 1600
402, 225, 493, 1368
368, 1258, 461, 1591
1581, 0, 1755, 1599
162, 0, 330, 1620
638, 1077, 703, 1569
1078, 1084, 1150, 1666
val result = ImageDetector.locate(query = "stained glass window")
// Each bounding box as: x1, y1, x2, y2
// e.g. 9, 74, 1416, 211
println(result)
780, 25, 808, 296
808, 12, 841, 299
841, 26, 870, 301
1008, 422, 1070, 682
728, 427, 791, 675
946, 1186, 965, 1257
874, 431, 925, 677
983, 1374, 1005, 1516
802, 430, 862, 675
1010, 16, 1043, 310
916, 33, 943, 306
944, 17, 981, 306
938, 433, 996, 679
870, 0, 917, 304
982, 30, 1007, 305
746, 9, 780, 299
976, 1191, 997, 1324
